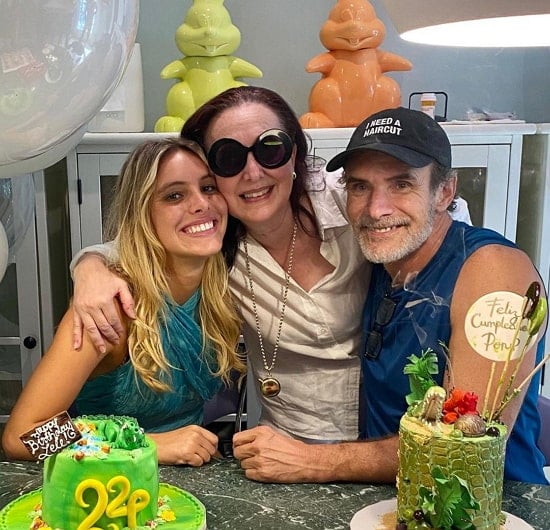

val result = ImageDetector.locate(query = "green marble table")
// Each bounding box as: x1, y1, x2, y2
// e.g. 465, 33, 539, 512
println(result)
0, 458, 549, 529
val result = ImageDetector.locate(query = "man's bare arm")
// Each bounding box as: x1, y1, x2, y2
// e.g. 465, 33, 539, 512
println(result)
233, 425, 399, 483
449, 244, 547, 431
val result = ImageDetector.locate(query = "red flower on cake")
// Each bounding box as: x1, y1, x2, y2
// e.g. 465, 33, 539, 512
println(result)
442, 389, 479, 424
460, 391, 479, 414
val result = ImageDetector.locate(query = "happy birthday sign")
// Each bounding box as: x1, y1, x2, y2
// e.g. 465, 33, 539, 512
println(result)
20, 411, 81, 460
464, 291, 537, 362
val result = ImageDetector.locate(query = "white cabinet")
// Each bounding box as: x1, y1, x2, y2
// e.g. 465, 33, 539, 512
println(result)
1, 161, 73, 427
518, 124, 550, 300
67, 133, 177, 253
0, 173, 50, 424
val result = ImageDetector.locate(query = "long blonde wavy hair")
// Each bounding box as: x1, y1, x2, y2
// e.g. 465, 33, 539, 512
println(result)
105, 137, 244, 392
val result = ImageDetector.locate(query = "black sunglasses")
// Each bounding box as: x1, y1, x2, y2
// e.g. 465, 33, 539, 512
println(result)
364, 296, 396, 360
207, 129, 294, 178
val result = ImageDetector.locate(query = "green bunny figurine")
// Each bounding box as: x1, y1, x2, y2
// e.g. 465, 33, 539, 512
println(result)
155, 0, 263, 132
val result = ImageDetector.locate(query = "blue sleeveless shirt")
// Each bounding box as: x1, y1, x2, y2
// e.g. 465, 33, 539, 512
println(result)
359, 221, 548, 484
75, 289, 221, 433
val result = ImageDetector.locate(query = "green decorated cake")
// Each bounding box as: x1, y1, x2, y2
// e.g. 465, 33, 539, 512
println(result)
397, 404, 506, 529
42, 415, 159, 529
0, 415, 206, 530
388, 284, 547, 529
395, 351, 507, 530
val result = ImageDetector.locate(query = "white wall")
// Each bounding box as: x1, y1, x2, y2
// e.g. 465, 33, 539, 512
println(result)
137, 0, 550, 131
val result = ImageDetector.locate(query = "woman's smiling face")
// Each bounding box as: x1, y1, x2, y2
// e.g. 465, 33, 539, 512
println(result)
204, 102, 296, 232
150, 148, 227, 267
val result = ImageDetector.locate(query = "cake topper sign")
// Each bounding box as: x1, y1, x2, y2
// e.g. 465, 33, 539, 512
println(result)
464, 291, 536, 362
20, 411, 82, 460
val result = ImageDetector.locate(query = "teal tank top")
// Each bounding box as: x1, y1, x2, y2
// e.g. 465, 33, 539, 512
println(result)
75, 289, 221, 432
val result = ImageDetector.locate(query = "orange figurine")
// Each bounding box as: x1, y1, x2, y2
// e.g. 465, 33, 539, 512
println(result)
300, 0, 412, 128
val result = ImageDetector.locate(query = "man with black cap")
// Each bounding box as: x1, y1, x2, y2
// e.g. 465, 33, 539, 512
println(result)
325, 107, 548, 484
232, 108, 548, 486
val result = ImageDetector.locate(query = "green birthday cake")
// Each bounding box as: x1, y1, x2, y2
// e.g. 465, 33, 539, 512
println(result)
397, 399, 507, 529
0, 415, 206, 530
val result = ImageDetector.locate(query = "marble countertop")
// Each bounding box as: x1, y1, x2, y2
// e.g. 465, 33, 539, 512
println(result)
0, 458, 549, 529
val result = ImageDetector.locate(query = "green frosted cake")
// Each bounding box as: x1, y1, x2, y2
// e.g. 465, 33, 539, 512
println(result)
392, 285, 548, 529
42, 415, 159, 529
397, 410, 507, 529
0, 415, 206, 530
395, 351, 508, 530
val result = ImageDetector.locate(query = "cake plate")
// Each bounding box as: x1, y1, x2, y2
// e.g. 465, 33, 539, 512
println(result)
350, 498, 533, 530
0, 483, 206, 530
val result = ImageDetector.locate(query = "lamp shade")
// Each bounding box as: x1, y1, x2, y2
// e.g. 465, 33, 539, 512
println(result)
381, 0, 550, 47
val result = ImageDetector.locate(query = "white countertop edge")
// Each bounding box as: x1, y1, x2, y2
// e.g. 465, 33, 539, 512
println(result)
81, 122, 538, 141
78, 122, 538, 151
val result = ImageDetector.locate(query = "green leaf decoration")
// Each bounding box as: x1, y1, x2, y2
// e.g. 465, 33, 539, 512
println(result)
420, 467, 479, 530
404, 348, 440, 405
528, 297, 548, 336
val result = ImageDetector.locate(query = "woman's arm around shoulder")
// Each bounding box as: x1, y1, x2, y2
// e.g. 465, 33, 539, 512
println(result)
72, 252, 135, 353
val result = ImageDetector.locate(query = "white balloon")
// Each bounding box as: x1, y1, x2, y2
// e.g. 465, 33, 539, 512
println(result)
0, 221, 8, 282
0, 0, 139, 178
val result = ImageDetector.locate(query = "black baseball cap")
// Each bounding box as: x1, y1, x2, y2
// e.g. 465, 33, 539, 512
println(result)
325, 107, 451, 171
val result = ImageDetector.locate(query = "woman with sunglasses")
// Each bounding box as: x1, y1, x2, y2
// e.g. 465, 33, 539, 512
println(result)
70, 87, 370, 455
3, 138, 244, 465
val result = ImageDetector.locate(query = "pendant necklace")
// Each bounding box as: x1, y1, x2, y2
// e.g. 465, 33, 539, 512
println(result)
243, 221, 297, 398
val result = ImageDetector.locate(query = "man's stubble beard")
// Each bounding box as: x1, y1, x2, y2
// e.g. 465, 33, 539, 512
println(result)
356, 203, 436, 264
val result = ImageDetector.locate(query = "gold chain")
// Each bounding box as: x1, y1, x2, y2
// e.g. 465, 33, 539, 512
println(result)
243, 221, 297, 373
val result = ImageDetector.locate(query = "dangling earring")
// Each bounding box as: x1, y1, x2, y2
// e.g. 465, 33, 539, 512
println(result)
292, 171, 297, 180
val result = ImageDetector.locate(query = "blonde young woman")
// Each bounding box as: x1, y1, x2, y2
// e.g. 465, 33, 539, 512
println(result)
2, 138, 244, 466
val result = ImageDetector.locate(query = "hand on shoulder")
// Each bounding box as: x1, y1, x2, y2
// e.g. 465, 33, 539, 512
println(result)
72, 253, 135, 353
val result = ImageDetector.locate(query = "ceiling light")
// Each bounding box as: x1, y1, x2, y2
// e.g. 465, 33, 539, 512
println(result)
381, 1, 550, 47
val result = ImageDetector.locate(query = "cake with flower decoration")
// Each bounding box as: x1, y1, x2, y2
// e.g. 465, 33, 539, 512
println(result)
393, 282, 548, 530
0, 415, 206, 530
395, 351, 507, 530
